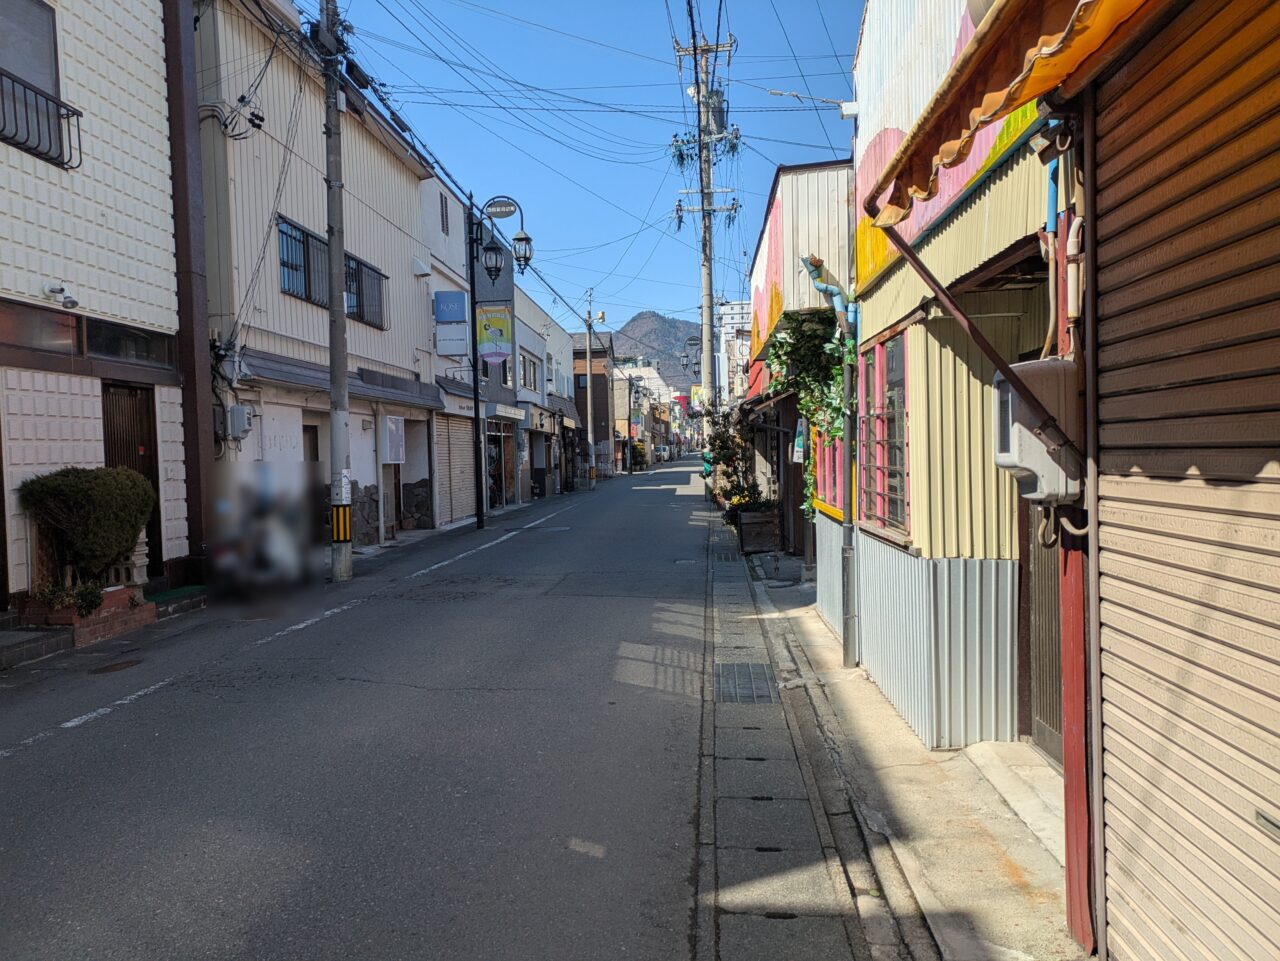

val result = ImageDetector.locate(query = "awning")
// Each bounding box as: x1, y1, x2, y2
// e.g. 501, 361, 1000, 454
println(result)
868, 0, 1163, 227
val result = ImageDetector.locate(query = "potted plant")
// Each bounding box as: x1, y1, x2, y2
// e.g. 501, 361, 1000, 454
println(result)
18, 466, 157, 645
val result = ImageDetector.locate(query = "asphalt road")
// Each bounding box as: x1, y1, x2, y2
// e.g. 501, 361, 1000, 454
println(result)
0, 461, 713, 961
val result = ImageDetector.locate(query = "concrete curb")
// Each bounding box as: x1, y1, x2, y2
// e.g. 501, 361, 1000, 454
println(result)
746, 559, 941, 961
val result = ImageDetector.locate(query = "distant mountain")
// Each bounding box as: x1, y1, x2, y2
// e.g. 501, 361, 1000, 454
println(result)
614, 311, 700, 393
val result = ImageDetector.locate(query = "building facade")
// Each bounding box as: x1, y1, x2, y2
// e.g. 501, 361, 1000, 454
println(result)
0, 0, 206, 600
197, 0, 441, 548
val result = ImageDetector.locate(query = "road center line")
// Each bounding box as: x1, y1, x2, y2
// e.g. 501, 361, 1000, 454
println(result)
408, 504, 575, 578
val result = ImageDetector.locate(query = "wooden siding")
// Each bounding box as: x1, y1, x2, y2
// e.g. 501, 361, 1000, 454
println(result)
907, 290, 1047, 560
0, 0, 177, 332
200, 1, 431, 381
1094, 3, 1280, 959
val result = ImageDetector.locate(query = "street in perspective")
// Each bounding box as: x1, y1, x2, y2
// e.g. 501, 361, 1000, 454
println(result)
0, 1, 1276, 959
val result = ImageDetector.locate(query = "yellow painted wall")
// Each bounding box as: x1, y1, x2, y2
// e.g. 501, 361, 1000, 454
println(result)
857, 148, 1047, 344
905, 290, 1048, 560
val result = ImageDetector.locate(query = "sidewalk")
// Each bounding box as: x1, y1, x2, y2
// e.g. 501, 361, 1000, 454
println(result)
700, 521, 902, 961
748, 554, 1086, 961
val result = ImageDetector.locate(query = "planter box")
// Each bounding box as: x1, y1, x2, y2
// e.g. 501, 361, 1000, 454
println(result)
19, 586, 156, 647
738, 511, 782, 554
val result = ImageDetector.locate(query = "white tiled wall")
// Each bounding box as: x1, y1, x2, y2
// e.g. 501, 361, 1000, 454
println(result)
2, 369, 104, 593
0, 0, 178, 332
155, 386, 189, 560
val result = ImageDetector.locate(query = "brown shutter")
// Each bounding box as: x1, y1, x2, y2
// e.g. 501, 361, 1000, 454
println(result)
1093, 2, 1280, 959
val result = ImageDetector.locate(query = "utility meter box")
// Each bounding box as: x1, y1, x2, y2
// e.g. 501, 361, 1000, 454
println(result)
993, 358, 1082, 504
215, 403, 253, 441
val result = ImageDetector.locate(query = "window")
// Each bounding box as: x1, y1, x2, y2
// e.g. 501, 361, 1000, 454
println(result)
86, 319, 174, 367
813, 431, 845, 516
859, 333, 908, 533
0, 0, 79, 168
278, 217, 386, 328
439, 193, 450, 236
520, 353, 539, 389
576, 373, 587, 389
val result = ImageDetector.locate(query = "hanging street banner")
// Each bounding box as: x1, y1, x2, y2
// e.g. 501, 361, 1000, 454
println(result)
477, 304, 513, 364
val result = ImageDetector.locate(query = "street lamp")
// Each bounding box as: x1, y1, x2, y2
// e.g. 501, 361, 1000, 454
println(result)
467, 193, 533, 530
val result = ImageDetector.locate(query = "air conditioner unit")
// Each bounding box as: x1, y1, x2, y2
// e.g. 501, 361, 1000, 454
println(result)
993, 358, 1082, 504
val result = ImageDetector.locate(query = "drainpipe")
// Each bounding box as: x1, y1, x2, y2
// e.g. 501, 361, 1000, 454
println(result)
801, 256, 859, 667
1041, 155, 1060, 358
861, 197, 1084, 471
373, 403, 386, 546
1083, 86, 1108, 961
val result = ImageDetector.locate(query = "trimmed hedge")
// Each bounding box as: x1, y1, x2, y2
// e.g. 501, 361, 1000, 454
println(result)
19, 466, 155, 581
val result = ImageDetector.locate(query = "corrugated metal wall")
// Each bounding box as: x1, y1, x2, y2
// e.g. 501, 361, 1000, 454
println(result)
857, 149, 1048, 343
1093, 3, 1280, 959
908, 291, 1047, 560
857, 530, 1018, 749
815, 512, 843, 634
780, 163, 853, 311
932, 558, 1019, 748
858, 530, 937, 743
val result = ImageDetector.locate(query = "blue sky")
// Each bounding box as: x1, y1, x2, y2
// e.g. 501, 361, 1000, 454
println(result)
305, 0, 861, 340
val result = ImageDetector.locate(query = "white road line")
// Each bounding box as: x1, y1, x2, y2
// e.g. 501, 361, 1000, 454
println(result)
1, 503, 578, 759
408, 504, 575, 578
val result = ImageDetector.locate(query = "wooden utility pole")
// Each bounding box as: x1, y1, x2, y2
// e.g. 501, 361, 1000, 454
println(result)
676, 12, 734, 444
584, 288, 596, 490
320, 0, 352, 580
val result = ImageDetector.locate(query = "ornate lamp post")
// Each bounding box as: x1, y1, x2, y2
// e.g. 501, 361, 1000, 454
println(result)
466, 194, 533, 529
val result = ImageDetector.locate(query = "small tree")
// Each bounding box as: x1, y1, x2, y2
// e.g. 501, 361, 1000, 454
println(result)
19, 466, 155, 588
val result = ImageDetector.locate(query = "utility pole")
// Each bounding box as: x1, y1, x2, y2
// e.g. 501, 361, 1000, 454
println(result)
467, 194, 486, 529
675, 14, 734, 447
583, 288, 596, 490
320, 0, 352, 581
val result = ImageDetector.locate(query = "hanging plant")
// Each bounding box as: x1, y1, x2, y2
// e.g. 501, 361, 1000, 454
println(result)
763, 312, 855, 519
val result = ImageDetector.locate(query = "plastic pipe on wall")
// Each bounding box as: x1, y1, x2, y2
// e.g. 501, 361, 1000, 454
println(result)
800, 255, 859, 666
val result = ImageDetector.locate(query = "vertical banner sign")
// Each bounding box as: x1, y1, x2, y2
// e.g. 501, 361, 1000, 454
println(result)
476, 304, 513, 363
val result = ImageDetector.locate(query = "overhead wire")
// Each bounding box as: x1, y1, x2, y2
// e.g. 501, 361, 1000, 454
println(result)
766, 0, 838, 157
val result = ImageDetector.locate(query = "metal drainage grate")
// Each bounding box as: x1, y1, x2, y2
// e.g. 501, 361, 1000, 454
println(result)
714, 662, 780, 704
715, 551, 740, 563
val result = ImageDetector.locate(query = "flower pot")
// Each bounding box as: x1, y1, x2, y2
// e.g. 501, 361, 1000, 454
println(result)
738, 511, 782, 554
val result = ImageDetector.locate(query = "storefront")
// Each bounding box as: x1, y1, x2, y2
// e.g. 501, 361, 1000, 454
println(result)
485, 402, 523, 511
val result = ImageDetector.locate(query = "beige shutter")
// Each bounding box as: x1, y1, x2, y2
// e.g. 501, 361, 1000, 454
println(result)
445, 415, 475, 525
1093, 2, 1280, 959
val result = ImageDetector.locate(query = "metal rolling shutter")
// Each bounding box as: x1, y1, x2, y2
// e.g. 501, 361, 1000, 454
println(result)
440, 415, 475, 525
1093, 2, 1280, 959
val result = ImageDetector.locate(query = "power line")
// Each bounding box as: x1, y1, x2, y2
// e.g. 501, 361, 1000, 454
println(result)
767, 0, 838, 156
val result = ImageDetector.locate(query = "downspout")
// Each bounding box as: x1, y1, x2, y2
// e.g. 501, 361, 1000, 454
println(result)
373, 403, 386, 546
861, 196, 1084, 470
1083, 85, 1108, 961
801, 256, 859, 667
1041, 154, 1060, 358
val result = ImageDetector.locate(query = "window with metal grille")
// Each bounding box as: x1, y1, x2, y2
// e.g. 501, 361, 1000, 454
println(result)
439, 193, 450, 236
859, 332, 909, 533
278, 216, 385, 328
278, 220, 307, 298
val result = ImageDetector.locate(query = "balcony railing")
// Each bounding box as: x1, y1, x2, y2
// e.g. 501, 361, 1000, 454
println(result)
0, 66, 82, 169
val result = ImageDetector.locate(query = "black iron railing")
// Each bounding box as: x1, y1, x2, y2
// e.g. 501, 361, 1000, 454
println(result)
0, 66, 82, 169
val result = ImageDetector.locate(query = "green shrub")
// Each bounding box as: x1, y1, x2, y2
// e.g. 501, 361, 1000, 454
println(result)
33, 581, 104, 617
19, 466, 155, 583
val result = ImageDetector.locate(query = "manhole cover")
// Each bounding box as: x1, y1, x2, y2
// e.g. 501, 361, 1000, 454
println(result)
89, 659, 142, 675
714, 662, 779, 704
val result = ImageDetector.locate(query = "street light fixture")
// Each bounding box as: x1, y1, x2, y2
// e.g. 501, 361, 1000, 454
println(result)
467, 193, 534, 530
